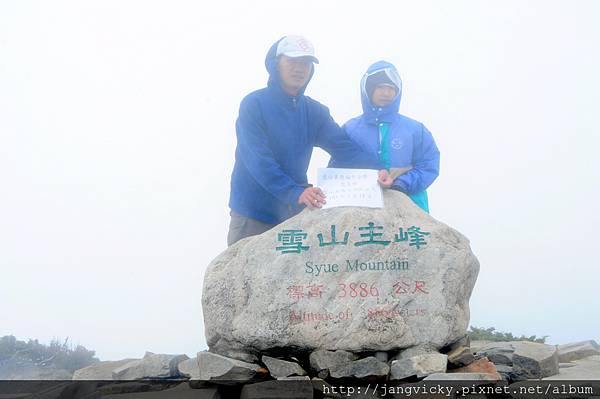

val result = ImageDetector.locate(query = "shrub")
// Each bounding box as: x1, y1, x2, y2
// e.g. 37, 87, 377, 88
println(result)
468, 326, 548, 343
0, 335, 98, 372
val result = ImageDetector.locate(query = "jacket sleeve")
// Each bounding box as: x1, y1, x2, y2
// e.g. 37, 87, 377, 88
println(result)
392, 124, 440, 195
235, 96, 305, 205
316, 108, 383, 170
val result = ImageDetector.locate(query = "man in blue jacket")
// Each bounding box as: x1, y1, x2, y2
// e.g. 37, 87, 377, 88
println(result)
228, 36, 391, 246
331, 61, 440, 213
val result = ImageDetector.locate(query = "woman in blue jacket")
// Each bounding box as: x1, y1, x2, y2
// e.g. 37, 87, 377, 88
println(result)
333, 61, 440, 212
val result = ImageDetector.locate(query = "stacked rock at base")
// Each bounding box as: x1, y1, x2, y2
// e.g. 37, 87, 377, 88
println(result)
66, 340, 600, 388
202, 190, 480, 359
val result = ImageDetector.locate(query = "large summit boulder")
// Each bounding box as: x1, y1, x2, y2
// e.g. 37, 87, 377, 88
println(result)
202, 190, 479, 358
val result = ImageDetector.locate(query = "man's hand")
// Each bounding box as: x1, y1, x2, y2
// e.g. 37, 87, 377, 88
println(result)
378, 169, 394, 188
298, 187, 326, 209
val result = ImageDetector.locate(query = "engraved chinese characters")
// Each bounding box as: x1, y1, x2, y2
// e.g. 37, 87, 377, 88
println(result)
276, 223, 430, 253
202, 190, 479, 359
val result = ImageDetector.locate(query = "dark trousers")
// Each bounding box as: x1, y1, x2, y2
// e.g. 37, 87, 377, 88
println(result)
227, 211, 276, 246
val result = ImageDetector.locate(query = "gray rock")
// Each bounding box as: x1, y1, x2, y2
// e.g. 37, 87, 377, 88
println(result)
73, 359, 137, 380
197, 351, 259, 384
447, 346, 475, 367
309, 350, 358, 378
557, 340, 600, 362
544, 355, 600, 380
474, 341, 517, 365
111, 352, 189, 380
240, 379, 313, 399
512, 342, 559, 379
374, 351, 389, 362
390, 353, 448, 380
391, 344, 439, 362
424, 372, 500, 381
262, 355, 306, 378
202, 190, 480, 355
329, 356, 389, 379
177, 357, 200, 379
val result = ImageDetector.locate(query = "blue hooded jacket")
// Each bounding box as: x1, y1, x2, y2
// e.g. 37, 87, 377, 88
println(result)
334, 60, 440, 211
229, 38, 383, 224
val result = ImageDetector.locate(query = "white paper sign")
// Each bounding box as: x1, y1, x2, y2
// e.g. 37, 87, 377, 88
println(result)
317, 168, 383, 209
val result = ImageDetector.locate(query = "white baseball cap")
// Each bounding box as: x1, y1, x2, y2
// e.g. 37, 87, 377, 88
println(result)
276, 35, 319, 64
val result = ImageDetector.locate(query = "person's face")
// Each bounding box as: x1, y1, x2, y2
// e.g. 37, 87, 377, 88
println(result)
371, 84, 397, 107
278, 55, 312, 96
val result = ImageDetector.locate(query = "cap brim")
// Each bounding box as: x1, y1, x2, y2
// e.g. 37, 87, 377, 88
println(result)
280, 51, 319, 64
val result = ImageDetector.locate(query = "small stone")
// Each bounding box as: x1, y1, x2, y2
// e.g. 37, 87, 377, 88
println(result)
374, 351, 389, 362
447, 346, 475, 367
197, 351, 260, 384
329, 356, 389, 379
390, 353, 447, 380
256, 366, 270, 378
309, 350, 358, 378
474, 341, 516, 365
391, 344, 439, 362
316, 370, 328, 379
262, 355, 306, 378
557, 340, 600, 363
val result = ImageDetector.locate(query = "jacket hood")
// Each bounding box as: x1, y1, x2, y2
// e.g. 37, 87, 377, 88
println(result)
265, 37, 315, 96
360, 60, 402, 124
